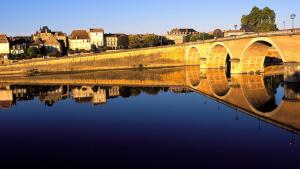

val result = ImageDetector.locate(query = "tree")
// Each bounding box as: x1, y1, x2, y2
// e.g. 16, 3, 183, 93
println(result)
185, 33, 214, 42
241, 6, 278, 32
142, 34, 160, 47
91, 44, 97, 52
27, 47, 39, 58
213, 29, 224, 38
128, 35, 141, 49
118, 35, 129, 49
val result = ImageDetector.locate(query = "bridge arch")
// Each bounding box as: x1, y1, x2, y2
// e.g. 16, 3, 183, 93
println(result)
207, 42, 232, 74
185, 45, 202, 66
240, 38, 285, 73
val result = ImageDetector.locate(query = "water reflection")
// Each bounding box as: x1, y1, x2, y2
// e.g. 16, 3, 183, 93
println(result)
0, 67, 300, 168
0, 66, 299, 133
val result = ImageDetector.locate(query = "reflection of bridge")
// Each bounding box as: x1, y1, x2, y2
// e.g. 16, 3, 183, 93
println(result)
186, 66, 300, 133
0, 67, 300, 134
184, 30, 300, 78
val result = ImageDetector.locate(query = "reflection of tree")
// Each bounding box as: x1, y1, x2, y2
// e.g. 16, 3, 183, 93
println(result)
130, 88, 141, 96
141, 87, 161, 96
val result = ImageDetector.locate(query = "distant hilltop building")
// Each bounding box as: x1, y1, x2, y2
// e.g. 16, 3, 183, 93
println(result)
166, 28, 199, 44
224, 25, 254, 37
69, 28, 104, 51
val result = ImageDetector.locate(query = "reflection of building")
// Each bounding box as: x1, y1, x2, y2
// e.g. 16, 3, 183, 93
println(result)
38, 86, 66, 106
108, 86, 120, 97
92, 88, 107, 105
166, 28, 198, 44
72, 86, 107, 105
72, 86, 94, 102
0, 86, 13, 109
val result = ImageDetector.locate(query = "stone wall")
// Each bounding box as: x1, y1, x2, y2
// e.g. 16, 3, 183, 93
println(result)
0, 46, 185, 75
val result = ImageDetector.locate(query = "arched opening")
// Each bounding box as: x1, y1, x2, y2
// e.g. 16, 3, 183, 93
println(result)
242, 40, 283, 74
208, 44, 231, 75
225, 54, 231, 78
242, 74, 284, 114
186, 47, 201, 66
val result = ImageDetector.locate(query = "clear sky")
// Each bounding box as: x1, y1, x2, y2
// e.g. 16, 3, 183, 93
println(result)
0, 0, 299, 36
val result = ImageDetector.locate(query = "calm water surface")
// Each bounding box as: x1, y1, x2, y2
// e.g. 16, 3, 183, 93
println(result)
0, 67, 299, 169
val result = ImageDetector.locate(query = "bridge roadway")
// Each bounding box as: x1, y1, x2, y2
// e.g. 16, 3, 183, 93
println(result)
0, 67, 300, 134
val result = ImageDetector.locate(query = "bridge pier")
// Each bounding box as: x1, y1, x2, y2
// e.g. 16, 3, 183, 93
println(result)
230, 59, 241, 74
284, 62, 300, 83
200, 58, 207, 69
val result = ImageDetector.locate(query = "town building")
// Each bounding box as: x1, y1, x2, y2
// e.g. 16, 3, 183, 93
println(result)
69, 28, 105, 51
44, 35, 62, 53
89, 28, 104, 48
10, 36, 33, 55
33, 26, 67, 53
0, 34, 10, 55
105, 34, 127, 50
69, 30, 91, 51
166, 28, 199, 44
224, 25, 254, 37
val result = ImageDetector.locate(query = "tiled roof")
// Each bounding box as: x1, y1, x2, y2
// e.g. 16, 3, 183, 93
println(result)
89, 28, 104, 33
44, 35, 60, 45
0, 34, 9, 43
32, 38, 44, 45
70, 30, 90, 40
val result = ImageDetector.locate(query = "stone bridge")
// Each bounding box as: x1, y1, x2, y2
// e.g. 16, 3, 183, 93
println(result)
184, 29, 300, 76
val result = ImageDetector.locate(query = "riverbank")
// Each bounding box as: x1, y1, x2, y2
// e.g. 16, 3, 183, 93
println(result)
0, 45, 185, 75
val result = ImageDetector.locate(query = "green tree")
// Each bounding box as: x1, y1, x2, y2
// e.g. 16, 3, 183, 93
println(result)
91, 44, 97, 52
27, 47, 39, 58
142, 34, 160, 47
118, 35, 129, 49
213, 29, 224, 38
241, 6, 278, 32
128, 35, 141, 49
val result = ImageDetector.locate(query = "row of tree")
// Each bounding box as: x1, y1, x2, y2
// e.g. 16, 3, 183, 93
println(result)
128, 34, 174, 49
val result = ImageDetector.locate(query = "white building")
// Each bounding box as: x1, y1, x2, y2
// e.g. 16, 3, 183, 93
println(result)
89, 28, 104, 48
0, 34, 10, 54
69, 30, 91, 51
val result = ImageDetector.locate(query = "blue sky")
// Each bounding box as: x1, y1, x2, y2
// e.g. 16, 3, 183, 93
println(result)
0, 0, 299, 36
